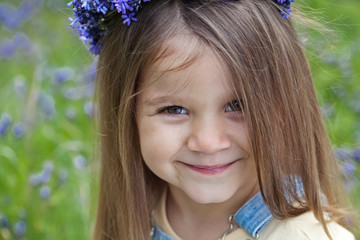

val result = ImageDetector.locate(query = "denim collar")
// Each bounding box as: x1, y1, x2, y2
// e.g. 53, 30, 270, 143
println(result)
151, 192, 273, 240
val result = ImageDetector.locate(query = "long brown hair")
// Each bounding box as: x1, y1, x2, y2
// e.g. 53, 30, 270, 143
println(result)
93, 0, 353, 239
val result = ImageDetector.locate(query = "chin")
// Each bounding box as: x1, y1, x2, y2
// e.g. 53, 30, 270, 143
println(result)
185, 187, 236, 205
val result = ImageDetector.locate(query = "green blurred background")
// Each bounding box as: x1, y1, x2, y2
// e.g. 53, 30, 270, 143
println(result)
0, 0, 359, 239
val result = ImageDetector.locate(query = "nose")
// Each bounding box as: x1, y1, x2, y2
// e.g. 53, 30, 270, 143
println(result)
187, 117, 231, 154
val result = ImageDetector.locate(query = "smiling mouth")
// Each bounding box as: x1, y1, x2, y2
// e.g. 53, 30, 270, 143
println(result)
181, 161, 237, 175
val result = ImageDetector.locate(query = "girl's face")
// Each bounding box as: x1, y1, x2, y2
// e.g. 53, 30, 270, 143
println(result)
136, 39, 259, 206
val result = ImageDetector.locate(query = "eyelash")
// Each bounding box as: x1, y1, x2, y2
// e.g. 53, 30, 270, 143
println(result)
225, 100, 244, 113
157, 100, 243, 116
158, 105, 188, 116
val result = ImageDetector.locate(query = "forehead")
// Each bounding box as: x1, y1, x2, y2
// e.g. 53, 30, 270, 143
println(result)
139, 34, 233, 93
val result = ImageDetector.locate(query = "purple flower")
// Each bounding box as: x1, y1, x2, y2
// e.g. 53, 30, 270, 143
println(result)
342, 160, 356, 176
122, 12, 137, 26
0, 0, 42, 30
38, 94, 55, 118
66, 107, 77, 119
334, 148, 352, 160
0, 214, 8, 228
13, 75, 28, 96
53, 67, 75, 85
43, 161, 54, 172
84, 101, 94, 117
0, 112, 12, 136
29, 174, 42, 186
13, 32, 31, 52
68, 0, 151, 54
28, 161, 54, 186
18, 0, 43, 22
63, 88, 78, 100
0, 38, 17, 59
39, 185, 51, 199
272, 0, 294, 19
73, 154, 87, 170
0, 32, 31, 59
0, 3, 21, 29
13, 123, 25, 138
353, 147, 360, 163
13, 220, 26, 237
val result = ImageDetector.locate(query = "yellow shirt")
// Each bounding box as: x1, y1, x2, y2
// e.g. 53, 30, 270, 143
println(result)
153, 191, 355, 240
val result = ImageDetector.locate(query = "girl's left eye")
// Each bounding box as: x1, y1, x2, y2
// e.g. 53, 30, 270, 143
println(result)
159, 106, 188, 115
225, 100, 243, 112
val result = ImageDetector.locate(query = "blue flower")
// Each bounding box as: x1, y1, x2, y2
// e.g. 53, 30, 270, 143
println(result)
0, 112, 12, 136
343, 160, 356, 176
122, 12, 137, 26
66, 107, 77, 119
354, 147, 360, 163
334, 148, 352, 160
67, 0, 151, 54
272, 0, 294, 19
13, 220, 26, 237
0, 214, 9, 228
38, 94, 56, 118
84, 101, 94, 117
13, 75, 28, 96
13, 123, 25, 138
0, 3, 21, 29
73, 154, 88, 170
39, 185, 51, 199
53, 67, 75, 85
28, 161, 54, 186
0, 38, 17, 59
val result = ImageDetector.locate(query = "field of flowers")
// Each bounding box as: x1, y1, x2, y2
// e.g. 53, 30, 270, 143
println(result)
0, 0, 359, 239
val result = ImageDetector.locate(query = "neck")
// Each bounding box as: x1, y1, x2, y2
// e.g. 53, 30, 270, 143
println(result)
166, 184, 259, 240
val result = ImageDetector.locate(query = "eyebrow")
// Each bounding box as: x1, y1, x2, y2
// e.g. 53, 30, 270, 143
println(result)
143, 95, 184, 106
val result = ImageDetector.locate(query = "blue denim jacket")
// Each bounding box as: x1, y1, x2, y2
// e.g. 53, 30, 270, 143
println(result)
151, 192, 273, 240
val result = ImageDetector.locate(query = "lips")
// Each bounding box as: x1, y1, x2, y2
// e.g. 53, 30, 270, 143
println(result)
181, 161, 237, 175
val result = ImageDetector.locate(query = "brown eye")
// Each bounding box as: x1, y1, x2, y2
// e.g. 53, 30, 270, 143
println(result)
225, 100, 243, 112
161, 106, 188, 115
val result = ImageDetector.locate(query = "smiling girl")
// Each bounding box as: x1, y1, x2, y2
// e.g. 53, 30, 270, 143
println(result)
68, 0, 356, 239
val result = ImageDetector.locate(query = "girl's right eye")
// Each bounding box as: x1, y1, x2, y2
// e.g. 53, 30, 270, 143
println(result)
159, 106, 188, 115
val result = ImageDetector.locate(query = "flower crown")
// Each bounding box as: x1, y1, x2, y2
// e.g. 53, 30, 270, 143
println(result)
68, 0, 294, 55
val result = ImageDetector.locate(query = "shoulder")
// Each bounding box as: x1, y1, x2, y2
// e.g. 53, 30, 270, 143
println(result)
260, 211, 355, 240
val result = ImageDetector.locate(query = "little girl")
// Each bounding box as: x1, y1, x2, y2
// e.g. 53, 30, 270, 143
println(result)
68, 0, 356, 239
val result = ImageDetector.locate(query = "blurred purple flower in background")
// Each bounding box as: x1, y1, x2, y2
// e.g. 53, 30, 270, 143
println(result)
343, 160, 356, 175
38, 94, 55, 118
0, 214, 9, 228
0, 0, 42, 30
73, 154, 87, 170
0, 112, 12, 136
335, 148, 352, 160
0, 39, 17, 59
63, 87, 82, 100
0, 32, 31, 59
13, 220, 26, 238
354, 147, 360, 163
0, 3, 20, 29
29, 161, 54, 186
53, 67, 75, 85
84, 101, 93, 117
13, 122, 26, 138
39, 185, 51, 199
66, 107, 77, 120
13, 75, 28, 96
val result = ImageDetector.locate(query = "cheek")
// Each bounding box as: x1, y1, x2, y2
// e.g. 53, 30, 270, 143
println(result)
228, 120, 251, 154
137, 119, 185, 165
